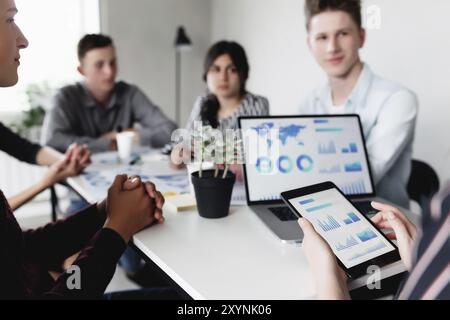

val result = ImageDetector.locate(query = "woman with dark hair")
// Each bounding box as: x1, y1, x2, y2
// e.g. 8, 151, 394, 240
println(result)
186, 40, 269, 131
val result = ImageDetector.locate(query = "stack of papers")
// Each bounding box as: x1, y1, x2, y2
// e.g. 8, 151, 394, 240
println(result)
77, 150, 247, 207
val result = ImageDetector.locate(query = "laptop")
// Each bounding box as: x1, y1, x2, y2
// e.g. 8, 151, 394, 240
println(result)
238, 115, 379, 244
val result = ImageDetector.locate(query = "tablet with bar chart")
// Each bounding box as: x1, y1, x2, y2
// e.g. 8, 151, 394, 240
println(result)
281, 181, 400, 278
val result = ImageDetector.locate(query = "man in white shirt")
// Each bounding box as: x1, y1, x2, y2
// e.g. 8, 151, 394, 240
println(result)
300, 0, 418, 208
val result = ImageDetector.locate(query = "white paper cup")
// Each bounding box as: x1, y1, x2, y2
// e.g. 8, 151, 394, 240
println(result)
116, 132, 135, 162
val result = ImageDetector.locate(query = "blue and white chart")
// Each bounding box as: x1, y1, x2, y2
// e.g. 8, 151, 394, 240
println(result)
240, 117, 374, 202
74, 150, 246, 206
78, 151, 190, 202
289, 188, 396, 268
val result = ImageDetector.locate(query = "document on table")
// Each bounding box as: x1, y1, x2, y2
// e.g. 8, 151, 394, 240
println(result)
77, 151, 190, 202
77, 150, 247, 206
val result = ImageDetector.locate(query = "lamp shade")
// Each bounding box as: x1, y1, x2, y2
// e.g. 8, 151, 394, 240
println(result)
175, 26, 192, 51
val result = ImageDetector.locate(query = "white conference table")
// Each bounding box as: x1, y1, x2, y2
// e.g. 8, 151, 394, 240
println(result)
67, 150, 415, 300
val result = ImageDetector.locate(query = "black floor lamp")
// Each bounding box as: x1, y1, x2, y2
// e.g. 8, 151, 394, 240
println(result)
174, 26, 192, 126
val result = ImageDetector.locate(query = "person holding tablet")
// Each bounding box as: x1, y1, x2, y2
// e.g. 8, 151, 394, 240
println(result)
297, 189, 449, 300
282, 182, 402, 281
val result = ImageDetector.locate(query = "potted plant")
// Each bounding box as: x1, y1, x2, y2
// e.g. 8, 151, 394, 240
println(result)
189, 125, 243, 219
10, 82, 52, 142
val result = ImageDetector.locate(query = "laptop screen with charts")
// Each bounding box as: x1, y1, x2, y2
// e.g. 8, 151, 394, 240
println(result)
238, 115, 376, 205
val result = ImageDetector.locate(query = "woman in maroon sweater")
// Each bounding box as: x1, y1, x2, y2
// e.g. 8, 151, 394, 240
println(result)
0, 0, 166, 299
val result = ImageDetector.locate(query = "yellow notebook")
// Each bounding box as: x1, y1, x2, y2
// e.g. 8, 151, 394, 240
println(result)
164, 194, 197, 213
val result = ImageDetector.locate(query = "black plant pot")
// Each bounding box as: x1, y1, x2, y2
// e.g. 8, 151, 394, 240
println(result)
191, 170, 236, 219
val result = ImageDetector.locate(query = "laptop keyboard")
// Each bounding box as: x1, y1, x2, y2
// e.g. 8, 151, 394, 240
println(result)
269, 207, 298, 222
353, 201, 378, 216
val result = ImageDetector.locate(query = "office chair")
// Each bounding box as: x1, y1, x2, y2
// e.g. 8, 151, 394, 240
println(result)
407, 160, 440, 212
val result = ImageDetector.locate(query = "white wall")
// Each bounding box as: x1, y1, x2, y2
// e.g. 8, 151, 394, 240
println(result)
211, 0, 450, 182
99, 0, 211, 127
0, 0, 100, 116
100, 0, 450, 182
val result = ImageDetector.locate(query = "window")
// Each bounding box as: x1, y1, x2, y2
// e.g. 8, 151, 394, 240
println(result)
0, 0, 100, 112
